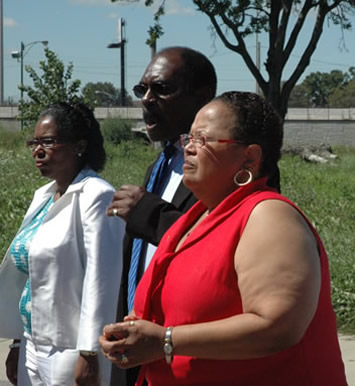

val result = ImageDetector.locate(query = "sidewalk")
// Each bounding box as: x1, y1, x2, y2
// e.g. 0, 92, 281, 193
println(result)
339, 334, 355, 385
0, 336, 354, 385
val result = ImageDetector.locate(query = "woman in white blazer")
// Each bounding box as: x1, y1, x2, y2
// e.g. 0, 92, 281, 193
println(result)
0, 103, 125, 386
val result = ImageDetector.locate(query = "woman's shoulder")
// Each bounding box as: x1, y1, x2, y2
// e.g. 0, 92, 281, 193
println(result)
72, 169, 115, 212
83, 175, 115, 193
246, 195, 314, 243
78, 168, 115, 194
249, 190, 304, 218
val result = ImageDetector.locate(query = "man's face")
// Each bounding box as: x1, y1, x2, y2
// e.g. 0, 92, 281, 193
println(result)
136, 51, 203, 143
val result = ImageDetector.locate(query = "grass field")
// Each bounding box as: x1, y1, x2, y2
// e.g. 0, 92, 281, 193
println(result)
0, 128, 354, 332
279, 148, 355, 332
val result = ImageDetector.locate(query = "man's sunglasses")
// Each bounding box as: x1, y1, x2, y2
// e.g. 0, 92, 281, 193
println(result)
132, 82, 178, 99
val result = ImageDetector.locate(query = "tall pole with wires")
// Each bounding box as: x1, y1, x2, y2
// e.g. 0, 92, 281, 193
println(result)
107, 18, 126, 106
256, 32, 261, 96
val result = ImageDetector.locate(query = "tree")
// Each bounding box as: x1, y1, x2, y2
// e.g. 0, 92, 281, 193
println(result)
328, 66, 355, 107
19, 48, 85, 128
329, 79, 355, 107
82, 81, 133, 107
289, 67, 355, 107
304, 70, 348, 106
288, 83, 310, 108
137, 0, 355, 120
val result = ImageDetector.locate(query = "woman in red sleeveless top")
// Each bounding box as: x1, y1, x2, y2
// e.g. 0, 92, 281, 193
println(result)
100, 91, 347, 385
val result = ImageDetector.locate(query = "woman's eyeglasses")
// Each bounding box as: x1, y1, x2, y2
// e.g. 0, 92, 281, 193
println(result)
132, 82, 178, 99
26, 137, 65, 151
180, 134, 244, 148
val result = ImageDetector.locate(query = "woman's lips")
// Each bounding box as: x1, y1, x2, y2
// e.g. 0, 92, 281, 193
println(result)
183, 160, 195, 171
35, 160, 45, 168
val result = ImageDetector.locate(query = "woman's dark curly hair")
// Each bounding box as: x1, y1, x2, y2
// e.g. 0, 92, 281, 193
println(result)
39, 102, 106, 172
214, 91, 283, 177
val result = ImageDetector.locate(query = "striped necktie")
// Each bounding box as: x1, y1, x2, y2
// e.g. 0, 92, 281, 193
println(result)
127, 144, 176, 311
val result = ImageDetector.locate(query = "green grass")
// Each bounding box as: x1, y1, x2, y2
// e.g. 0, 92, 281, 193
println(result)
101, 141, 158, 188
0, 128, 354, 333
280, 147, 355, 332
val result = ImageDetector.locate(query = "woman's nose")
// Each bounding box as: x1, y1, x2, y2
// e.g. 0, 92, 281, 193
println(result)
184, 140, 196, 156
33, 146, 45, 158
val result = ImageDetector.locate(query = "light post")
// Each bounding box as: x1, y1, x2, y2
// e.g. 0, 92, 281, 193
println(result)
11, 40, 48, 129
108, 18, 126, 107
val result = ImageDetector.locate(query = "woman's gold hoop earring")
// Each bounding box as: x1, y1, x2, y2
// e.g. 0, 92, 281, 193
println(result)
234, 169, 253, 187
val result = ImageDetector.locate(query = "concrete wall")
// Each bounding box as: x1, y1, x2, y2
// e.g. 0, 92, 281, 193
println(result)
1, 107, 355, 147
285, 108, 355, 121
284, 121, 355, 147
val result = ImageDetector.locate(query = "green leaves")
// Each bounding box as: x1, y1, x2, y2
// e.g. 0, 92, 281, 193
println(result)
289, 68, 355, 107
145, 1, 165, 47
142, 0, 355, 119
18, 48, 85, 129
81, 81, 133, 107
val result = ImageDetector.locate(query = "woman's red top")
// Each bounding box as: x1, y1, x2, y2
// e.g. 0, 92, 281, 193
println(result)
134, 178, 347, 385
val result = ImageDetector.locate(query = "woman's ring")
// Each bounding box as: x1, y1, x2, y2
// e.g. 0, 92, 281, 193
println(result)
112, 208, 118, 216
121, 352, 129, 364
129, 320, 135, 327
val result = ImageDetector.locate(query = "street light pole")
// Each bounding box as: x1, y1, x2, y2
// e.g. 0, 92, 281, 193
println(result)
120, 37, 126, 106
11, 40, 48, 129
20, 42, 24, 102
108, 18, 126, 107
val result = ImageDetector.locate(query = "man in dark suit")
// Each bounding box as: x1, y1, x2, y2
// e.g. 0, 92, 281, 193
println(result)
107, 46, 217, 385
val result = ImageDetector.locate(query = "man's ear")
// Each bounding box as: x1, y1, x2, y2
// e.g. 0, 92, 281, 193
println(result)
243, 144, 263, 175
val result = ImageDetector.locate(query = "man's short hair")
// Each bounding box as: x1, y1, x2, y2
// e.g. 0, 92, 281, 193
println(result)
158, 46, 217, 101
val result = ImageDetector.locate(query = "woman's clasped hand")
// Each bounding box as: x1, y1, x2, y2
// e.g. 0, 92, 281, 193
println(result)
100, 317, 166, 369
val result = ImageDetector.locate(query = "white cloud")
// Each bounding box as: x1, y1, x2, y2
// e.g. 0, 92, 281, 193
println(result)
4, 17, 17, 28
165, 0, 195, 16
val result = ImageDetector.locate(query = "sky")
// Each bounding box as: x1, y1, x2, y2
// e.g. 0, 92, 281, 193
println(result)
3, 0, 355, 102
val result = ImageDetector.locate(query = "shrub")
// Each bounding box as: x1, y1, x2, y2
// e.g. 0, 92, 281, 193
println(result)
0, 127, 28, 150
101, 117, 135, 144
102, 141, 158, 188
0, 129, 46, 258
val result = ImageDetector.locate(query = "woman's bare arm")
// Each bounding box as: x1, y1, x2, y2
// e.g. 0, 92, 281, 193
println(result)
172, 199, 321, 359
100, 199, 321, 365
